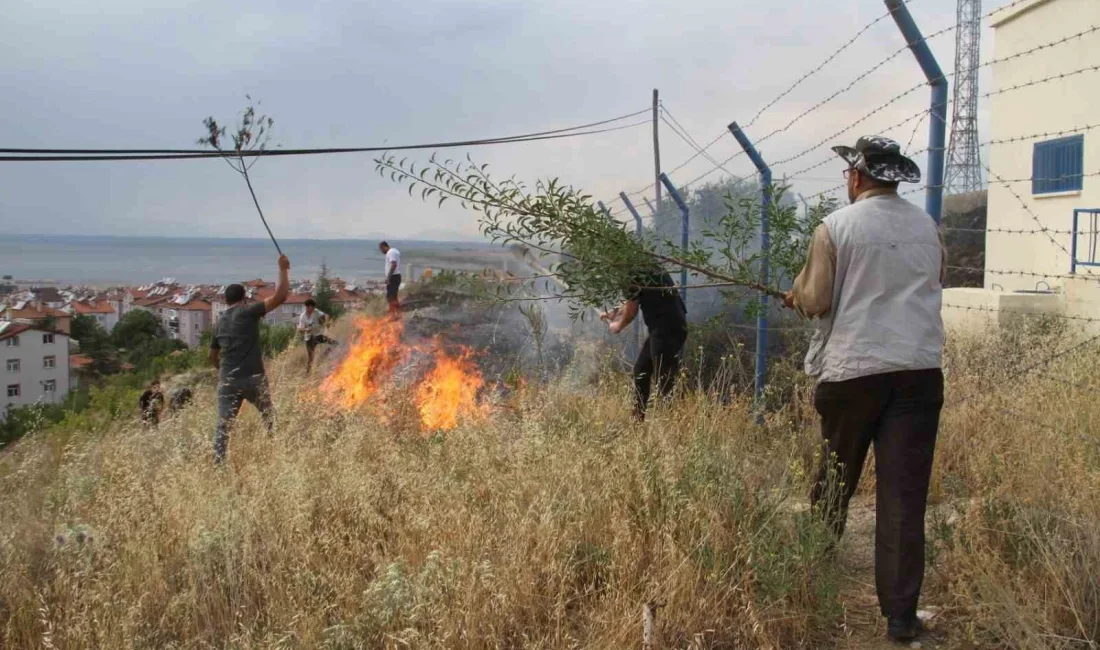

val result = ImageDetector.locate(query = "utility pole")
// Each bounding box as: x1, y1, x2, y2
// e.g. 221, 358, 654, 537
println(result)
652, 89, 662, 205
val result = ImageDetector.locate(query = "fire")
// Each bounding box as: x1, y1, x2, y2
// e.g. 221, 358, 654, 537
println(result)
321, 316, 405, 408
322, 315, 488, 432
415, 345, 486, 431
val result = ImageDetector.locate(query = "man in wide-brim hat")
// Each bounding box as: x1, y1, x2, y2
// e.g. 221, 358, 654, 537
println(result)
784, 135, 947, 643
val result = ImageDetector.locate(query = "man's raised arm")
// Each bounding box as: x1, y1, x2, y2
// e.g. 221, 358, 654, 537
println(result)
263, 255, 291, 314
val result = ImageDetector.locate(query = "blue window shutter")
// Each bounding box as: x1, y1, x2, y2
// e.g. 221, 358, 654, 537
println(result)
1033, 135, 1084, 194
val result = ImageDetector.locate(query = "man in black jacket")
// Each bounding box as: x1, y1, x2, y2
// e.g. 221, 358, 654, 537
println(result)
601, 267, 688, 420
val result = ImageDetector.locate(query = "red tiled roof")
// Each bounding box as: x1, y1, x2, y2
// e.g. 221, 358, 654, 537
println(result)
284, 293, 311, 304
70, 354, 93, 369
133, 296, 168, 307
6, 305, 71, 320
333, 288, 364, 303
70, 300, 116, 315
172, 299, 211, 312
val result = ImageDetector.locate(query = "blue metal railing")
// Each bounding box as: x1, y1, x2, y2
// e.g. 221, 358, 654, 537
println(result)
1071, 208, 1100, 274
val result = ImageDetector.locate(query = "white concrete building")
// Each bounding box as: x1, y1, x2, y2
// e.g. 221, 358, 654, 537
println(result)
945, 0, 1100, 330
1, 322, 71, 418
165, 297, 213, 348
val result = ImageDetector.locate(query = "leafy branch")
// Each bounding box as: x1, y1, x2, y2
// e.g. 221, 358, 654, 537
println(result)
374, 153, 835, 317
198, 96, 282, 254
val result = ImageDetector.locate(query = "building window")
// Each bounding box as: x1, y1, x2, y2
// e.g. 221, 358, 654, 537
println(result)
6, 384, 19, 398
195, 322, 200, 331
5, 336, 19, 348
1033, 135, 1084, 194
42, 333, 55, 345
43, 355, 56, 369
43, 379, 56, 393
6, 359, 19, 373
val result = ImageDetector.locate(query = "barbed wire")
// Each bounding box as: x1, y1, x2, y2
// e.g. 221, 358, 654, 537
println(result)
743, 2, 910, 129
947, 265, 1100, 283
944, 226, 1078, 236
985, 162, 1074, 256
660, 109, 742, 180
942, 303, 1100, 323
776, 30, 1100, 178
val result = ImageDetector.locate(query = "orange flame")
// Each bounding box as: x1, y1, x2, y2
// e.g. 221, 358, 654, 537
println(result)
322, 316, 405, 408
415, 345, 486, 431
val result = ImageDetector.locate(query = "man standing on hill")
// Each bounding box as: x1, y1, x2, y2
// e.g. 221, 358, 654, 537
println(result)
209, 254, 291, 464
379, 241, 401, 315
601, 265, 688, 421
784, 136, 946, 643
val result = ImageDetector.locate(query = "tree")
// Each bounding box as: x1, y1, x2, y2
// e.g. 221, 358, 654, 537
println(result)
313, 262, 343, 318
72, 314, 110, 354
112, 310, 165, 349
374, 153, 833, 318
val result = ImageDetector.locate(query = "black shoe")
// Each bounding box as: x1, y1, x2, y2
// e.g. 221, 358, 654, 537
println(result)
887, 616, 925, 642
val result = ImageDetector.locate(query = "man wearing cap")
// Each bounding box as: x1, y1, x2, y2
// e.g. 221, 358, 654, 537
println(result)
209, 254, 291, 464
784, 136, 946, 642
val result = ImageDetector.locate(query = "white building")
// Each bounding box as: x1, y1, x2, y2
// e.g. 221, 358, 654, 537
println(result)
946, 0, 1100, 329
1, 322, 71, 418
165, 296, 213, 348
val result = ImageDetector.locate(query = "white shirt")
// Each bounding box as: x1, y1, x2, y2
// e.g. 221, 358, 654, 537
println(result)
384, 247, 401, 277
297, 309, 327, 336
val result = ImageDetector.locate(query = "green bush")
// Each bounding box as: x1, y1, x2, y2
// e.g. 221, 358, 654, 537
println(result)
260, 322, 296, 358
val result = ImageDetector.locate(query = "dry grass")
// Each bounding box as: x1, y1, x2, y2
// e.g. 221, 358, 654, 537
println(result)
1, 316, 1098, 649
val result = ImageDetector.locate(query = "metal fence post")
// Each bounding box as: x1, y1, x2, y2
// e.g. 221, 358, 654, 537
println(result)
658, 173, 690, 302
729, 122, 772, 418
620, 192, 646, 358
886, 0, 948, 223
598, 200, 611, 218
1072, 209, 1080, 274
643, 197, 657, 215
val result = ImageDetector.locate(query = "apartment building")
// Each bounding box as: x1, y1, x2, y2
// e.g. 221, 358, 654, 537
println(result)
1, 322, 71, 419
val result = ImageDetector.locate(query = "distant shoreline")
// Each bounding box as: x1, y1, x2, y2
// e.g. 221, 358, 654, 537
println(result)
1, 234, 512, 287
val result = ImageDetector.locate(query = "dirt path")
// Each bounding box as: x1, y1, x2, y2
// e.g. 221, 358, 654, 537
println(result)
832, 499, 960, 650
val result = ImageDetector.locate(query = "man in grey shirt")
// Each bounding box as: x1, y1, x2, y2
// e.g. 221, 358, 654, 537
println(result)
210, 254, 290, 464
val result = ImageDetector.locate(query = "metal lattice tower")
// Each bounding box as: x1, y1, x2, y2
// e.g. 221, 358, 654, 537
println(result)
944, 0, 984, 194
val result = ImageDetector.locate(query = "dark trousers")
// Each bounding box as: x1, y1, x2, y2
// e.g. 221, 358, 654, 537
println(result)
214, 375, 275, 464
810, 368, 944, 620
633, 328, 687, 419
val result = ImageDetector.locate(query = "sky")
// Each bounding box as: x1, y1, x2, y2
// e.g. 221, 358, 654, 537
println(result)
0, 0, 992, 241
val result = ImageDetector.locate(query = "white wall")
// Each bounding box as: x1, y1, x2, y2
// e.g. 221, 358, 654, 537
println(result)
986, 0, 1100, 298
3, 330, 70, 413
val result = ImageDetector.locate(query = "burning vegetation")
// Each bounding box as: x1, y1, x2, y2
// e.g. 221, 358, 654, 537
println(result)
321, 315, 490, 432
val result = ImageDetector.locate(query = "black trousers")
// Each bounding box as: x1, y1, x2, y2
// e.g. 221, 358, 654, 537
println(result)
386, 274, 402, 301
810, 368, 944, 620
633, 328, 687, 419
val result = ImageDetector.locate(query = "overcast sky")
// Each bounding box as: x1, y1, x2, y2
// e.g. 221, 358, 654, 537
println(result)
0, 0, 990, 241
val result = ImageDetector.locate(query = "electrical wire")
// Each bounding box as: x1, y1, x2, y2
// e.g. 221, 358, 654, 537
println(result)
0, 109, 652, 161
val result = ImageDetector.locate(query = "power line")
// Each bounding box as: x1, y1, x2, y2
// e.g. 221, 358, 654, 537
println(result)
659, 108, 744, 181
0, 108, 652, 162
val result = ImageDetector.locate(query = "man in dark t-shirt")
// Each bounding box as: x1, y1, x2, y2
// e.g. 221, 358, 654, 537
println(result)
209, 254, 291, 463
600, 266, 688, 420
